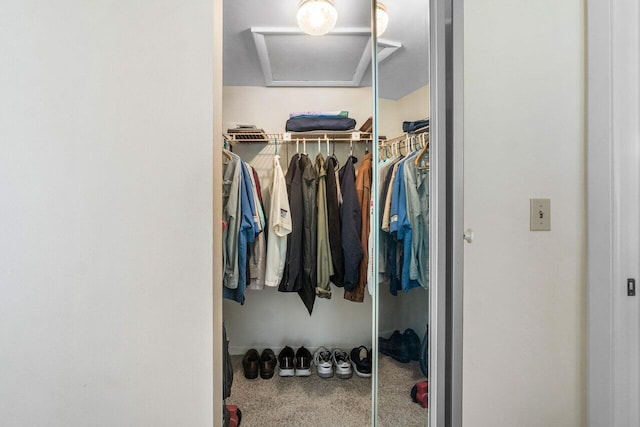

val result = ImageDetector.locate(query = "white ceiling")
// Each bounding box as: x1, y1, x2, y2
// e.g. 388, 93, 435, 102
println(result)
223, 0, 430, 100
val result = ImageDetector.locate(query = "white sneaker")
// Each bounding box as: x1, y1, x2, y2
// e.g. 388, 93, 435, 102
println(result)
313, 347, 334, 378
332, 348, 353, 379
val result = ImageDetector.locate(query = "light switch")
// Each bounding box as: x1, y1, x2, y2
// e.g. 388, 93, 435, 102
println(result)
530, 198, 550, 231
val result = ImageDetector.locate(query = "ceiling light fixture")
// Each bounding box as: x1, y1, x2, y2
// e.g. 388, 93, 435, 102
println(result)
297, 0, 338, 36
376, 2, 389, 37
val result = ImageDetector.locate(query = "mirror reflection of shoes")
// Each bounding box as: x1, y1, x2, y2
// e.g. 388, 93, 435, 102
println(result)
259, 349, 277, 379
378, 330, 411, 363
403, 328, 422, 361
350, 346, 372, 378
242, 349, 260, 379
411, 381, 429, 408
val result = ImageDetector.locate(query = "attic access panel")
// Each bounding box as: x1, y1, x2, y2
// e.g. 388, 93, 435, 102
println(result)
251, 27, 401, 87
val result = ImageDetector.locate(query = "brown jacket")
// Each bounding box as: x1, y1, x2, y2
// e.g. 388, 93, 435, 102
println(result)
345, 153, 372, 302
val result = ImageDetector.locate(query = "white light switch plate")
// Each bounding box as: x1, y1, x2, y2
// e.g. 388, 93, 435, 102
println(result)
530, 198, 551, 231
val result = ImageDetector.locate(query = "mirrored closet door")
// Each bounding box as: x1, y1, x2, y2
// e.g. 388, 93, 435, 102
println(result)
215, 1, 431, 426
374, 0, 430, 425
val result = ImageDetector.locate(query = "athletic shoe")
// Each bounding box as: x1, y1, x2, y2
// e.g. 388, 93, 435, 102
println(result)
350, 346, 372, 378
295, 346, 312, 376
313, 347, 334, 378
278, 346, 295, 377
332, 348, 353, 379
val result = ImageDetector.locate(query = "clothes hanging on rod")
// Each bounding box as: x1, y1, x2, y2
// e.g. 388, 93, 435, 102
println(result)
389, 153, 421, 293
264, 154, 292, 288
222, 150, 243, 292
279, 153, 318, 315
315, 153, 333, 299
345, 152, 372, 303
247, 165, 267, 291
404, 156, 430, 289
339, 155, 363, 293
223, 154, 260, 304
221, 133, 385, 310
324, 154, 345, 288
377, 130, 430, 295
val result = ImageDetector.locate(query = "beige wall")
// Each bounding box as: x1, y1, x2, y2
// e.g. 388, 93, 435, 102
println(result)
379, 85, 430, 138
0, 1, 214, 425
463, 0, 585, 426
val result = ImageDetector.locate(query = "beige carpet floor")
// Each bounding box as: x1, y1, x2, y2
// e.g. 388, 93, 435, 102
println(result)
227, 354, 428, 427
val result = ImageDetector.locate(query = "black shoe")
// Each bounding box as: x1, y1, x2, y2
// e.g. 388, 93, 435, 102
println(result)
378, 330, 410, 363
350, 346, 372, 378
278, 346, 295, 377
242, 349, 260, 379
404, 328, 422, 361
295, 346, 312, 376
260, 349, 277, 379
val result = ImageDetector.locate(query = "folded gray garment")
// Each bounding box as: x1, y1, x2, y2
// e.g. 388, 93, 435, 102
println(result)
286, 117, 357, 132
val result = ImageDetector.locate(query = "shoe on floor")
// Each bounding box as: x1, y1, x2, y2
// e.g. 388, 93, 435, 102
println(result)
404, 328, 421, 361
411, 381, 429, 408
295, 346, 312, 376
332, 348, 353, 379
242, 349, 260, 379
378, 330, 410, 363
313, 347, 334, 378
260, 348, 277, 379
350, 346, 372, 378
278, 346, 295, 377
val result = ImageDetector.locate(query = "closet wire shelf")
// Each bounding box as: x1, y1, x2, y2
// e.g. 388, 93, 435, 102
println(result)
223, 129, 374, 145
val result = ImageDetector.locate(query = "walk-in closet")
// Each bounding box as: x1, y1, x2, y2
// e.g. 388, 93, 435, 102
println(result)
216, 1, 432, 426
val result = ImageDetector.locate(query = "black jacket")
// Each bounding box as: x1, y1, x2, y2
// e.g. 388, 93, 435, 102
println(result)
279, 155, 303, 293
339, 156, 363, 291
299, 155, 317, 314
324, 155, 345, 287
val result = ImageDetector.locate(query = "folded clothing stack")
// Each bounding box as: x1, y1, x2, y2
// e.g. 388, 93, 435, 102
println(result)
286, 110, 356, 132
402, 119, 429, 133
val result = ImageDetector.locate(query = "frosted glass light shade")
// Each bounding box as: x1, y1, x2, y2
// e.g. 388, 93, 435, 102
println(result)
297, 0, 338, 36
377, 3, 389, 37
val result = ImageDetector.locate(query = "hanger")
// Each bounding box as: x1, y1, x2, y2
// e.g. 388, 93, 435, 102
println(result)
317, 137, 321, 154
274, 137, 278, 156
350, 140, 353, 157
415, 133, 430, 168
326, 136, 330, 157
365, 138, 369, 154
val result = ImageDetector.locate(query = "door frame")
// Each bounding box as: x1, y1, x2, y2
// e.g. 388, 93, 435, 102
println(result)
212, 1, 465, 425
430, 0, 464, 425
587, 0, 640, 425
